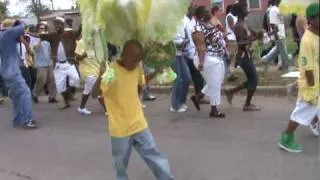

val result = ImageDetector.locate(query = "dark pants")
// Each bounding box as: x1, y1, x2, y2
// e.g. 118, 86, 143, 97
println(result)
293, 40, 300, 57
29, 67, 37, 91
238, 58, 258, 91
185, 57, 205, 95
20, 66, 32, 91
0, 75, 8, 96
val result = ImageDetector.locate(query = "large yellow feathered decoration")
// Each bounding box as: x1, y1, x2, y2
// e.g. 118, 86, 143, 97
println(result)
280, 0, 318, 16
79, 0, 189, 47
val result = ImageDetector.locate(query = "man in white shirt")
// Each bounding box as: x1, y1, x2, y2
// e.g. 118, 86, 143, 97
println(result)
225, 4, 238, 81
261, 0, 290, 70
170, 15, 192, 113
184, 6, 205, 99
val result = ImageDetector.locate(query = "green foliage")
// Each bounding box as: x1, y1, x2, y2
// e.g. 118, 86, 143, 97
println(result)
0, 0, 8, 20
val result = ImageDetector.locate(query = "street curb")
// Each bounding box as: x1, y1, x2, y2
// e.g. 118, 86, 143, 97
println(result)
150, 85, 288, 96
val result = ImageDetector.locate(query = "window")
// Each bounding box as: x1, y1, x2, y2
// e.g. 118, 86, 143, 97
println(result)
211, 0, 224, 11
247, 0, 261, 9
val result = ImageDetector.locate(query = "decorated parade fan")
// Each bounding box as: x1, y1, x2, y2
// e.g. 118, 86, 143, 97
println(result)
143, 41, 176, 68
78, 0, 189, 72
156, 67, 177, 85
280, 0, 318, 16
90, 29, 116, 98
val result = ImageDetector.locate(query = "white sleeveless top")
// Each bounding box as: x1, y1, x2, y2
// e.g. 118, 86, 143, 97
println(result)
225, 13, 238, 41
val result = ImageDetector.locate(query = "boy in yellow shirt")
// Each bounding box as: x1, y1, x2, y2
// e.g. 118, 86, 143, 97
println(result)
98, 40, 174, 180
278, 3, 319, 153
75, 36, 105, 115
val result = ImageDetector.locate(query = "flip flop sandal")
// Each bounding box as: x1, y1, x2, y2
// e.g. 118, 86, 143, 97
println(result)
190, 96, 200, 111
243, 104, 261, 112
210, 112, 226, 118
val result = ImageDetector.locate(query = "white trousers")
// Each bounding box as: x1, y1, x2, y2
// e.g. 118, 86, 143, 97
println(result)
54, 62, 80, 93
291, 99, 320, 126
194, 55, 225, 106
83, 75, 98, 95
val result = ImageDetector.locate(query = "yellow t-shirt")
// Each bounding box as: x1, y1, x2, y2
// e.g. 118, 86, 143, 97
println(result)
75, 39, 100, 79
100, 62, 147, 137
297, 30, 319, 105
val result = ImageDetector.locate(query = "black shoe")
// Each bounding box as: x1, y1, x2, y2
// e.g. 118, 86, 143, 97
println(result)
23, 121, 38, 129
32, 96, 38, 104
209, 111, 226, 118
48, 98, 59, 103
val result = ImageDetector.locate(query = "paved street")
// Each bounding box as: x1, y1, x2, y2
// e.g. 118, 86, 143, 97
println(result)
0, 95, 318, 180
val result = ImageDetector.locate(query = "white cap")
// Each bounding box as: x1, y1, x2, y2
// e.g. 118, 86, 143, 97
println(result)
39, 21, 48, 25
54, 16, 65, 23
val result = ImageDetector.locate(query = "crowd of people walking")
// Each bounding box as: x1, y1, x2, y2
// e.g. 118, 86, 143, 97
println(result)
0, 2, 319, 179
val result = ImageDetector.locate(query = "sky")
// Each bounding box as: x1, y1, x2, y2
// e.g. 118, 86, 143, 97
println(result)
5, 0, 75, 16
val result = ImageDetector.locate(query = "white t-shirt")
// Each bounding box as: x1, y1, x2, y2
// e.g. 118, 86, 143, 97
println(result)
174, 19, 187, 56
269, 6, 286, 39
57, 42, 67, 62
16, 43, 27, 67
225, 13, 238, 41
185, 16, 196, 59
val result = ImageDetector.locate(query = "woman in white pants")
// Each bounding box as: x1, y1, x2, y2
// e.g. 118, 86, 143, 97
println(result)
191, 6, 226, 118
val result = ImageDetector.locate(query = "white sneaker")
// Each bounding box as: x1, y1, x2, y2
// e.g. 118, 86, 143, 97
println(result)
78, 108, 92, 115
310, 122, 319, 137
169, 107, 176, 112
142, 104, 147, 108
181, 104, 188, 109
170, 106, 187, 113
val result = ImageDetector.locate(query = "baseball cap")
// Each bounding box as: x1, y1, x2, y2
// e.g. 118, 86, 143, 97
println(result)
306, 3, 319, 18
54, 16, 65, 23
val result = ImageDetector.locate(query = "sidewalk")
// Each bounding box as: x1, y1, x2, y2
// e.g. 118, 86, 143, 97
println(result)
151, 66, 295, 96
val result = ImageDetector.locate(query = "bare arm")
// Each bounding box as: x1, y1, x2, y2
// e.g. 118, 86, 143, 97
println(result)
192, 32, 206, 71
227, 16, 235, 31
306, 70, 315, 86
145, 68, 162, 83
270, 24, 279, 40
20, 37, 33, 56
75, 52, 87, 61
27, 32, 54, 43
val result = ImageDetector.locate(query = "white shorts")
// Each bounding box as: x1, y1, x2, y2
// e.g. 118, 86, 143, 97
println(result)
54, 62, 80, 93
290, 99, 320, 126
83, 76, 98, 95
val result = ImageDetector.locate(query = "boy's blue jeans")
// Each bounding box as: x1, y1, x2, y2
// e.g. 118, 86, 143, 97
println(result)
111, 129, 174, 180
170, 56, 191, 110
4, 74, 33, 126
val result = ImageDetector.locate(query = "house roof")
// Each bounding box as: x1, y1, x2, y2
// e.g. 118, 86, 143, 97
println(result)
40, 9, 80, 20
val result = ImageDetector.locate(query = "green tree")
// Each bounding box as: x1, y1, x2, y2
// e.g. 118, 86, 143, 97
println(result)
0, 0, 8, 20
21, 0, 50, 22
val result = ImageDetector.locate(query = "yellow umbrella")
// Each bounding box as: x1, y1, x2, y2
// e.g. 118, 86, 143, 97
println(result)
279, 0, 318, 16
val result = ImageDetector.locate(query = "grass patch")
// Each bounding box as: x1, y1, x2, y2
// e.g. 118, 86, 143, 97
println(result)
252, 30, 298, 67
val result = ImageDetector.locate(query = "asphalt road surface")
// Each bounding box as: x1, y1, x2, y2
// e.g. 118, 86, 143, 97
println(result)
0, 95, 318, 180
